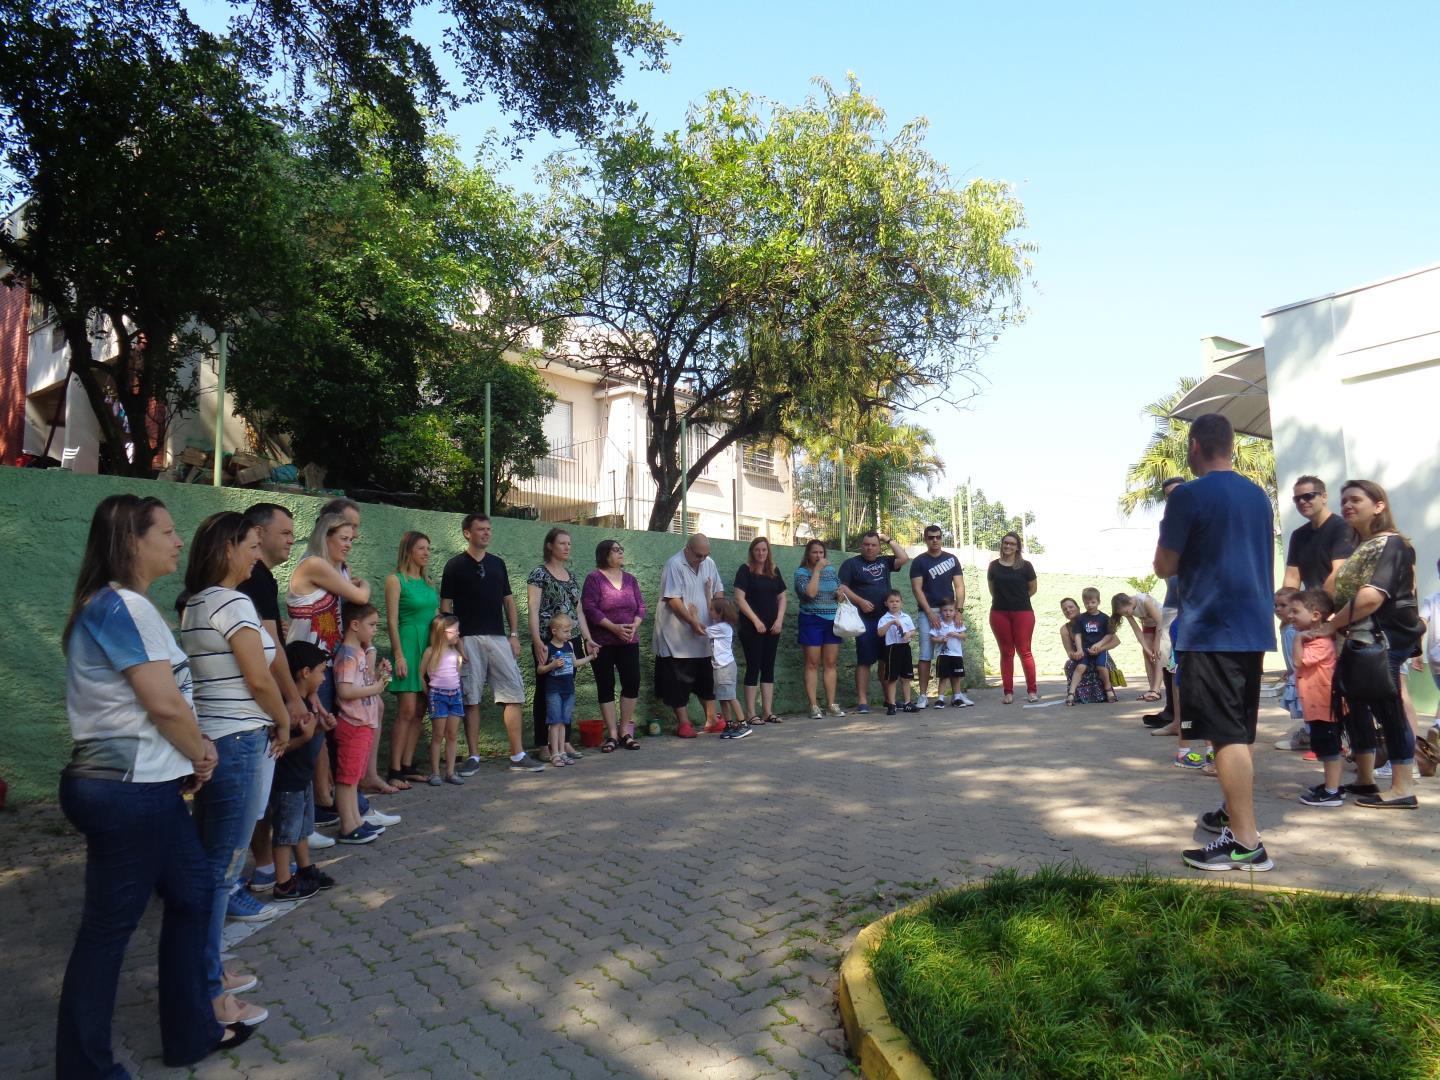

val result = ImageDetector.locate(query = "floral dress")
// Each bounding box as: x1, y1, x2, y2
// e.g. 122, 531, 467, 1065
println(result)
527, 565, 581, 640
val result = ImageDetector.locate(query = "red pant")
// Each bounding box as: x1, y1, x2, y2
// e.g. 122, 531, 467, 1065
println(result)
989, 609, 1037, 695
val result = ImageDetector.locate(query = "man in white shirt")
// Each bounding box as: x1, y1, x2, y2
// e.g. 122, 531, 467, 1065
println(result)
654, 534, 724, 738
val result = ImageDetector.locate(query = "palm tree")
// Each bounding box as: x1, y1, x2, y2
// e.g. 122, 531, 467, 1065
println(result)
1119, 377, 1276, 515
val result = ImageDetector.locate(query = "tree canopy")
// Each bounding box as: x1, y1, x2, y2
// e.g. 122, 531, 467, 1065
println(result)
535, 78, 1031, 530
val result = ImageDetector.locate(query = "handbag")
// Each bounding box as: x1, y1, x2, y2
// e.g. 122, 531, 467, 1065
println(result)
1108, 663, 1126, 688
833, 597, 865, 639
1337, 623, 1397, 701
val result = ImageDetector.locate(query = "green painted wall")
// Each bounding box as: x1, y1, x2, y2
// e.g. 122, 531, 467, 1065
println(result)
0, 466, 989, 804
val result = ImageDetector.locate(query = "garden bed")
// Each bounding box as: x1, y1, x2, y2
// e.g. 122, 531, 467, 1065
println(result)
869, 866, 1440, 1079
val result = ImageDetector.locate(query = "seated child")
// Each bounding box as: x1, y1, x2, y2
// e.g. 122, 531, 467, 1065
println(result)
704, 597, 751, 739
271, 642, 338, 900
928, 599, 974, 708
1292, 589, 1343, 805
877, 590, 917, 715
537, 612, 593, 765
1067, 588, 1118, 705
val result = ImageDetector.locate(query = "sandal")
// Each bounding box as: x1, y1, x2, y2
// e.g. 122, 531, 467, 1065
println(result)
618, 733, 641, 750
384, 770, 412, 791
1106, 691, 1119, 703
400, 763, 428, 781
1137, 691, 1161, 702
1066, 694, 1076, 707
765, 714, 782, 724
600, 737, 617, 754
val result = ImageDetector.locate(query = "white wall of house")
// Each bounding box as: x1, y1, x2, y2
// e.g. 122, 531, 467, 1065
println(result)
1263, 263, 1440, 596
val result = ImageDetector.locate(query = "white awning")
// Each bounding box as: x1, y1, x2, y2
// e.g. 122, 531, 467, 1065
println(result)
1169, 346, 1270, 439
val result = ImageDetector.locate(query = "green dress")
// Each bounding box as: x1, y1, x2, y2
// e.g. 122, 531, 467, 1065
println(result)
391, 573, 439, 693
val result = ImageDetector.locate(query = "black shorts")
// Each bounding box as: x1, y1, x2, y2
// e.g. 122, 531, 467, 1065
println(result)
884, 643, 914, 681
654, 655, 714, 709
937, 654, 966, 680
1178, 651, 1262, 747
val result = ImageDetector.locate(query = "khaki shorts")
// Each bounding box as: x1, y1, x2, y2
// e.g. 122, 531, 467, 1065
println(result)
461, 635, 526, 706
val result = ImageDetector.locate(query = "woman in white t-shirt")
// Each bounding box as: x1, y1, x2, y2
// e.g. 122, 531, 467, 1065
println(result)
57, 495, 249, 1076
181, 512, 291, 1030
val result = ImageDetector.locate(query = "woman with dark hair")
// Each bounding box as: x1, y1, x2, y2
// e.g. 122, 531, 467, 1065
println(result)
57, 496, 250, 1077
734, 536, 788, 724
987, 531, 1039, 703
181, 512, 292, 1028
1059, 597, 1105, 704
528, 528, 596, 758
794, 539, 845, 719
384, 531, 438, 786
582, 539, 647, 752
1303, 479, 1424, 808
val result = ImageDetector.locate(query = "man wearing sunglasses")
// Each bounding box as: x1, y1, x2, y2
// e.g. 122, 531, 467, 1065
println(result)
1282, 477, 1353, 595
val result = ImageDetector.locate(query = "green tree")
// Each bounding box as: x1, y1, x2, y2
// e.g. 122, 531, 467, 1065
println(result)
1119, 378, 1276, 515
536, 78, 1030, 531
957, 485, 1044, 554
0, 10, 298, 475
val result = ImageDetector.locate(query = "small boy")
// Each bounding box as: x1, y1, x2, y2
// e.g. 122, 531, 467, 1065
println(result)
877, 590, 918, 715
1273, 586, 1308, 752
928, 600, 974, 708
1067, 588, 1117, 705
333, 602, 392, 844
271, 642, 338, 900
537, 612, 593, 766
704, 597, 752, 739
1293, 590, 1343, 806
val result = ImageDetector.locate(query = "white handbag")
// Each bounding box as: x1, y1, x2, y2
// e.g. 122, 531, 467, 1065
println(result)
833, 597, 865, 638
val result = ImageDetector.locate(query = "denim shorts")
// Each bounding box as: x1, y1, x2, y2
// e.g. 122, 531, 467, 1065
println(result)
270, 787, 315, 847
429, 685, 464, 718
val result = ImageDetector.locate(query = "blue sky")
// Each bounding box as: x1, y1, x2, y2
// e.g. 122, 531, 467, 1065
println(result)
202, 1, 1440, 565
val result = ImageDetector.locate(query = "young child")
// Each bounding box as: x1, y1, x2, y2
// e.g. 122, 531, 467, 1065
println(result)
422, 615, 466, 785
928, 599, 974, 708
1291, 589, 1343, 805
704, 597, 751, 739
270, 642, 338, 900
333, 602, 392, 843
877, 590, 917, 715
537, 612, 593, 765
1274, 586, 1305, 737
1067, 588, 1117, 705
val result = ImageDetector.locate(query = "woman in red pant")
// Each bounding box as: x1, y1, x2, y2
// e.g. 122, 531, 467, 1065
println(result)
987, 531, 1039, 703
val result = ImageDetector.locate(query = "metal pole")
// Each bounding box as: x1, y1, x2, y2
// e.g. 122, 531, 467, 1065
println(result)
212, 330, 228, 487
837, 446, 847, 551
680, 417, 688, 532
965, 478, 973, 563
950, 487, 959, 546
484, 382, 492, 516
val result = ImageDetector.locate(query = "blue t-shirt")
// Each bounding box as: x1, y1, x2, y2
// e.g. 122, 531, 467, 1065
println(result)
909, 551, 964, 610
546, 640, 576, 695
1158, 471, 1276, 653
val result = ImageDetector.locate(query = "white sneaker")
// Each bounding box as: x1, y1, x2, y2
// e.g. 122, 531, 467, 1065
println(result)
1375, 762, 1393, 778
956, 692, 976, 707
914, 694, 929, 710
307, 831, 336, 850
363, 808, 402, 828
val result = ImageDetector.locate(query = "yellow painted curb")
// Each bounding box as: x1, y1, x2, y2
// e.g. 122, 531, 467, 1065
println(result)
837, 906, 935, 1080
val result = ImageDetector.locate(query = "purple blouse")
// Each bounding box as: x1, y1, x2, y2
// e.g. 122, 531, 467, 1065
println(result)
582, 570, 647, 647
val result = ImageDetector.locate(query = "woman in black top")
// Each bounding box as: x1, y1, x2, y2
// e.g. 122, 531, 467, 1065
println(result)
987, 531, 1039, 703
734, 537, 789, 724
1305, 480, 1424, 808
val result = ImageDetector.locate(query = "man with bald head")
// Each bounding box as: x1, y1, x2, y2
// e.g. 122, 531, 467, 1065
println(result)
654, 534, 725, 738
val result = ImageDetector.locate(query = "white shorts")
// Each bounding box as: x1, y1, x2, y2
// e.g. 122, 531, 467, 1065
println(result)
461, 635, 526, 706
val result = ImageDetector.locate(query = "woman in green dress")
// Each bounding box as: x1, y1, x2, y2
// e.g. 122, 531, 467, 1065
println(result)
385, 531, 439, 786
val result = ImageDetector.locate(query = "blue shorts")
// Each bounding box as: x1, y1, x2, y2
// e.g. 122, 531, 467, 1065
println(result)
1080, 650, 1109, 670
270, 787, 314, 848
797, 611, 842, 647
855, 618, 882, 668
545, 689, 575, 728
429, 685, 464, 718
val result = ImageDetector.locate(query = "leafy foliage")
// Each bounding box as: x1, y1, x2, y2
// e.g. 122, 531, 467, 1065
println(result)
954, 485, 1043, 554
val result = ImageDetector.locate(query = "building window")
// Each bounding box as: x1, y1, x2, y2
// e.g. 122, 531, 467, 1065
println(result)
741, 443, 775, 475
669, 510, 700, 535
543, 400, 573, 458
684, 424, 717, 477
737, 521, 759, 543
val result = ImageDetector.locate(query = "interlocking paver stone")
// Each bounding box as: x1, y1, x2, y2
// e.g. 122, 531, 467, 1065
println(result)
5, 680, 1440, 1076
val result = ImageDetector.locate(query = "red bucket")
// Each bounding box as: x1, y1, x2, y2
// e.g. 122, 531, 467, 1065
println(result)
576, 718, 605, 748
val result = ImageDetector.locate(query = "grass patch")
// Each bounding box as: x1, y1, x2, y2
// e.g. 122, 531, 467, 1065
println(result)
869, 866, 1440, 1079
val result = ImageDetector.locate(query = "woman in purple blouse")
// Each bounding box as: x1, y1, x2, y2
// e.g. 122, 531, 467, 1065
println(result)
582, 539, 648, 752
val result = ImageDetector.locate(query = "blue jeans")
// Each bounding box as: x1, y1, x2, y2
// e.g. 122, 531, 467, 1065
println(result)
57, 776, 220, 1077
192, 728, 269, 999
546, 688, 576, 730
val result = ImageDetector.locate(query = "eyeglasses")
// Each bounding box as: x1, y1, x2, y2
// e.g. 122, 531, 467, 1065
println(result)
1292, 492, 1320, 504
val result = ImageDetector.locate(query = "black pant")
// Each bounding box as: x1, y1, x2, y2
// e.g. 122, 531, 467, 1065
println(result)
1158, 666, 1175, 719
1340, 646, 1415, 764
593, 643, 641, 703
738, 621, 780, 687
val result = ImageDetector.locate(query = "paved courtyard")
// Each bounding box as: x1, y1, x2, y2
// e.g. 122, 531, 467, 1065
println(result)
4, 680, 1440, 1078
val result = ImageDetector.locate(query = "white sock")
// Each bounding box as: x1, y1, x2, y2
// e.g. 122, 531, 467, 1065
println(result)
254, 863, 275, 875
510, 752, 526, 763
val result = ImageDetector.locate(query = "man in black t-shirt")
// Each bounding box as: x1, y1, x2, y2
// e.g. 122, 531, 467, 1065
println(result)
837, 530, 909, 713
239, 503, 310, 728
1282, 476, 1353, 594
909, 524, 966, 708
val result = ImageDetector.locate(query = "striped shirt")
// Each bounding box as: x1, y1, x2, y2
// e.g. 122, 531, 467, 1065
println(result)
181, 586, 275, 739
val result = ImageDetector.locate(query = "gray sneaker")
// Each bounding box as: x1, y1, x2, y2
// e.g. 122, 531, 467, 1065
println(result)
457, 755, 483, 777
508, 753, 546, 772
1274, 728, 1310, 751
827, 704, 846, 717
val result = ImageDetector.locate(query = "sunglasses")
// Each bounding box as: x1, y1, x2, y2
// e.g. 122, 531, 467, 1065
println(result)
1292, 492, 1320, 504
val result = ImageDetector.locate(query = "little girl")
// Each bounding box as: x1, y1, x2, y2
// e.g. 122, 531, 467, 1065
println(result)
704, 597, 751, 739
537, 612, 593, 766
422, 615, 466, 785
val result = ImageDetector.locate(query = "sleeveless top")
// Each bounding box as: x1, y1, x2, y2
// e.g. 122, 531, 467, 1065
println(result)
287, 558, 346, 657
391, 573, 439, 692
429, 648, 461, 691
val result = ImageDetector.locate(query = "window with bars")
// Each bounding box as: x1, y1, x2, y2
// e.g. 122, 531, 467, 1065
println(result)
741, 443, 775, 475
669, 510, 700, 535
684, 424, 718, 477
737, 522, 759, 542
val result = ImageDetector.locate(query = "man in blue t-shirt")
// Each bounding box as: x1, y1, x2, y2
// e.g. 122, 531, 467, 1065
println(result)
1155, 414, 1275, 873
837, 530, 909, 713
909, 524, 966, 708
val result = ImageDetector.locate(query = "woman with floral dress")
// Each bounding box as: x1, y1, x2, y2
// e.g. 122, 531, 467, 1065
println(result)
527, 528, 597, 756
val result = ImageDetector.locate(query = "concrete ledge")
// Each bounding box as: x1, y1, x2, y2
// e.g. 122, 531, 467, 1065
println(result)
837, 905, 935, 1080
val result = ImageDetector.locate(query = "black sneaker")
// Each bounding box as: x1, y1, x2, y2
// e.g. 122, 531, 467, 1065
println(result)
1142, 712, 1171, 728
1299, 784, 1344, 807
931, 699, 946, 709
299, 865, 336, 891
273, 875, 320, 902
1198, 805, 1230, 835
1181, 828, 1274, 872
457, 755, 483, 778
902, 702, 918, 713
314, 805, 340, 829
885, 703, 898, 716
720, 723, 751, 740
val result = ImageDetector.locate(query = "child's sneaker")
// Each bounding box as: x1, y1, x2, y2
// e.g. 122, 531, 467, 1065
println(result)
720, 722, 752, 740
307, 830, 336, 850
273, 874, 319, 902
956, 692, 976, 707
314, 806, 340, 829
885, 703, 898, 716
1174, 749, 1207, 770
930, 698, 947, 709
914, 694, 929, 710
1299, 783, 1344, 807
299, 865, 337, 891
902, 702, 918, 713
